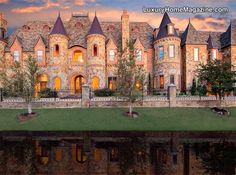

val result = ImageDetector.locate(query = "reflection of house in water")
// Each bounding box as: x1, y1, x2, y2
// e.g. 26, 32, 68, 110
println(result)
0, 132, 235, 174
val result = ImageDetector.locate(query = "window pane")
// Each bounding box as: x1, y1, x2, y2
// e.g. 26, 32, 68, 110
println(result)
108, 77, 117, 90
13, 51, 19, 62
109, 50, 115, 61
170, 75, 175, 84
160, 75, 164, 89
73, 51, 83, 62
136, 50, 142, 61
194, 48, 199, 61
158, 46, 164, 60
169, 45, 174, 58
37, 50, 43, 62
212, 50, 216, 60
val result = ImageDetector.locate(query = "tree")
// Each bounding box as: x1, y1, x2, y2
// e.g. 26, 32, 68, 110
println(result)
0, 55, 39, 114
197, 60, 236, 101
116, 41, 147, 116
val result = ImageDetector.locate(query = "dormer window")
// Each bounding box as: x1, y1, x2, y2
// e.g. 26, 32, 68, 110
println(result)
167, 23, 174, 35
136, 49, 142, 61
109, 50, 115, 61
93, 44, 98, 57
211, 49, 217, 60
54, 44, 59, 57
37, 50, 43, 62
13, 50, 19, 62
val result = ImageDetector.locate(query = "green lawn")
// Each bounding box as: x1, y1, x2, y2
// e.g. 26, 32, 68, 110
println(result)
0, 107, 235, 131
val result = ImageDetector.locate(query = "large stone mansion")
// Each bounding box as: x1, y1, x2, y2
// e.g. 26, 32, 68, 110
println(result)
0, 10, 236, 94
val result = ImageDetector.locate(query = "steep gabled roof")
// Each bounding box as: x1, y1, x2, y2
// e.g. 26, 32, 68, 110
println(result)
181, 20, 202, 46
88, 15, 104, 36
50, 14, 67, 36
207, 34, 218, 49
220, 20, 236, 48
156, 12, 178, 40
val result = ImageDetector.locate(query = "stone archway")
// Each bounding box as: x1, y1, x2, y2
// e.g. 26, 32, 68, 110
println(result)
70, 74, 85, 94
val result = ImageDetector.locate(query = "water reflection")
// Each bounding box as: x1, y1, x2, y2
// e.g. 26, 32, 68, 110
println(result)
0, 132, 235, 175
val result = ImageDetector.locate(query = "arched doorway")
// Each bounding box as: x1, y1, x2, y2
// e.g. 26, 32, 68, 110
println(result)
53, 77, 61, 91
74, 75, 84, 93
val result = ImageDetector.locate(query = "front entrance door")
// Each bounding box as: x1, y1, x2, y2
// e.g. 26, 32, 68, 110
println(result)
74, 75, 84, 93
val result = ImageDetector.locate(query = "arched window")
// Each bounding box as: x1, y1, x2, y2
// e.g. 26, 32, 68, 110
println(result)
54, 44, 60, 57
92, 76, 99, 90
93, 44, 98, 57
73, 50, 83, 62
72, 144, 87, 163
53, 77, 61, 91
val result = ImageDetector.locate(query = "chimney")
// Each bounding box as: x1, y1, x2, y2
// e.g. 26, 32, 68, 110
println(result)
121, 9, 129, 50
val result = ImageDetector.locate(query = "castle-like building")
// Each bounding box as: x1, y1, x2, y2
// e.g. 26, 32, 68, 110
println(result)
0, 10, 236, 94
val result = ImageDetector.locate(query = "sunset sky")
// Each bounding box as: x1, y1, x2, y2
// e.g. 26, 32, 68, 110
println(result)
0, 0, 236, 34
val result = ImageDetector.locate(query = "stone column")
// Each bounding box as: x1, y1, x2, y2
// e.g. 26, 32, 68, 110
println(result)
168, 84, 176, 107
82, 85, 90, 108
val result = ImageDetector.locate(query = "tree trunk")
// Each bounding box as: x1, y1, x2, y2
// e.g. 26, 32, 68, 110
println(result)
27, 102, 32, 114
129, 100, 133, 116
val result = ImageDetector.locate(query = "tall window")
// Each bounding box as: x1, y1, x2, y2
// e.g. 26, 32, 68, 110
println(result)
53, 77, 61, 91
93, 44, 98, 56
13, 50, 19, 62
37, 50, 43, 62
194, 48, 199, 61
110, 147, 119, 162
211, 50, 216, 60
108, 77, 117, 90
159, 75, 164, 89
55, 147, 62, 161
92, 76, 99, 90
73, 50, 83, 62
72, 144, 87, 163
169, 45, 174, 58
158, 46, 164, 60
54, 44, 59, 57
170, 75, 175, 84
136, 50, 142, 61
168, 25, 174, 35
109, 50, 115, 61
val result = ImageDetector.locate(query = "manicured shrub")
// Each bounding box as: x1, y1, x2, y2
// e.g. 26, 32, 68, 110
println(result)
94, 88, 115, 97
39, 88, 58, 98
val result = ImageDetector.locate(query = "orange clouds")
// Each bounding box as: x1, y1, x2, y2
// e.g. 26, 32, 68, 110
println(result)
74, 0, 85, 6
0, 0, 8, 3
12, 0, 60, 14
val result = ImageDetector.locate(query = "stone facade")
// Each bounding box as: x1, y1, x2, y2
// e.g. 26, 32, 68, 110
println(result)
0, 11, 236, 93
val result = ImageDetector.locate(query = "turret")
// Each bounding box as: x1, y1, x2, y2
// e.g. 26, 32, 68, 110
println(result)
49, 13, 68, 90
86, 13, 105, 90
153, 12, 181, 92
0, 12, 7, 40
0, 12, 7, 58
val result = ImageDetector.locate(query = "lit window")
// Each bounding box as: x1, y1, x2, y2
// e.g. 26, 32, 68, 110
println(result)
168, 24, 174, 35
93, 45, 98, 56
94, 148, 102, 162
211, 50, 216, 60
170, 75, 175, 84
73, 50, 83, 62
108, 77, 117, 90
110, 147, 119, 162
92, 76, 100, 90
159, 75, 164, 89
72, 144, 87, 163
109, 50, 115, 61
194, 48, 199, 61
158, 46, 164, 60
136, 50, 142, 61
37, 50, 43, 62
169, 45, 174, 58
36, 144, 49, 165
55, 147, 62, 161
135, 80, 143, 90
13, 50, 19, 62
53, 77, 61, 91
54, 44, 59, 57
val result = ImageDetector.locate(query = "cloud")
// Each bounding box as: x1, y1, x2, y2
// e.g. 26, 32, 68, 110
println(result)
74, 0, 85, 6
12, 0, 60, 13
0, 0, 8, 4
